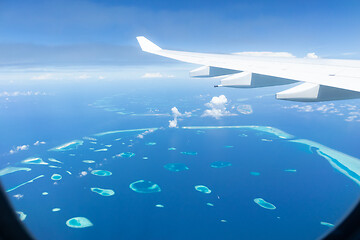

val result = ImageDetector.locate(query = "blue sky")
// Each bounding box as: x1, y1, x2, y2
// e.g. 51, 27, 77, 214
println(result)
0, 0, 360, 68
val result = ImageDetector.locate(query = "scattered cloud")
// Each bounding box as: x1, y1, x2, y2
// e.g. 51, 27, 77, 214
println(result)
283, 103, 360, 122
137, 129, 155, 138
305, 53, 319, 59
168, 107, 191, 128
202, 95, 237, 119
141, 72, 175, 78
0, 91, 46, 97
31, 73, 54, 80
234, 52, 295, 58
34, 141, 46, 146
78, 74, 91, 79
10, 145, 29, 154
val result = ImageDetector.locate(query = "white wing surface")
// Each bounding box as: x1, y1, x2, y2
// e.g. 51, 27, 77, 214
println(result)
137, 36, 360, 102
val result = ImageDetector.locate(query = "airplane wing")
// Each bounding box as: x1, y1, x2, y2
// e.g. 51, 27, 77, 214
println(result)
136, 36, 360, 102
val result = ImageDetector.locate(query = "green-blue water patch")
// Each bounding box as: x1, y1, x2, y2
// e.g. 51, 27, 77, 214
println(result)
51, 174, 62, 181
206, 203, 214, 207
66, 217, 93, 228
155, 204, 164, 208
91, 187, 115, 196
42, 192, 48, 195
224, 145, 234, 148
91, 170, 112, 177
284, 169, 297, 172
211, 161, 232, 168
254, 198, 276, 210
49, 140, 83, 151
0, 167, 31, 176
320, 221, 334, 227
250, 172, 260, 176
164, 163, 189, 172
17, 211, 27, 221
146, 142, 157, 146
181, 151, 198, 156
195, 185, 211, 194
129, 180, 161, 193
168, 147, 176, 151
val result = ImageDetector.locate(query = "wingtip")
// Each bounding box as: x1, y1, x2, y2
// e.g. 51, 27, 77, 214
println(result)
136, 36, 162, 52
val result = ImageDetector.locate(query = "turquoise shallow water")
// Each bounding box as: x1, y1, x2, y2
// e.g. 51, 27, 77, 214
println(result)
0, 81, 359, 240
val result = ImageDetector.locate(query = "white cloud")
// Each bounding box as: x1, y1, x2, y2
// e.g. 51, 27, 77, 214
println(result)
202, 95, 237, 119
34, 141, 46, 146
78, 74, 91, 79
10, 145, 29, 154
137, 129, 155, 138
141, 72, 175, 78
98, 75, 106, 80
306, 53, 319, 59
233, 51, 295, 58
31, 73, 54, 80
0, 91, 46, 97
168, 107, 191, 128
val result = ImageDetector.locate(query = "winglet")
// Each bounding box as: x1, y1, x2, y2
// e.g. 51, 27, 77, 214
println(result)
136, 36, 162, 53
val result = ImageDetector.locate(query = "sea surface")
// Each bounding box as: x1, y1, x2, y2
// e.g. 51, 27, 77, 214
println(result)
0, 78, 360, 240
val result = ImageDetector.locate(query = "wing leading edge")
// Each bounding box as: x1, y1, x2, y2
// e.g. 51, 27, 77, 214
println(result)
136, 36, 360, 102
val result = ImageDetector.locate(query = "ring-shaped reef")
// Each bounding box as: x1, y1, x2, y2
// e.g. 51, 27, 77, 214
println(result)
91, 188, 115, 196
118, 152, 135, 158
195, 185, 211, 194
129, 180, 161, 193
210, 161, 232, 168
51, 174, 62, 181
164, 163, 189, 172
91, 170, 112, 177
66, 217, 93, 228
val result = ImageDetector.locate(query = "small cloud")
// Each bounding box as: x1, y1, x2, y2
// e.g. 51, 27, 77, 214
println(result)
34, 141, 46, 146
202, 95, 237, 119
233, 51, 295, 58
137, 129, 155, 139
0, 91, 46, 97
10, 145, 29, 154
31, 73, 54, 80
78, 74, 91, 79
141, 72, 175, 78
98, 75, 106, 80
168, 107, 191, 128
305, 53, 319, 59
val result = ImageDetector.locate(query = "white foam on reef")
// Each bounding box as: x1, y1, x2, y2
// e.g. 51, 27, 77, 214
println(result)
182, 126, 294, 139
22, 157, 48, 165
93, 128, 158, 137
6, 175, 44, 192
66, 217, 93, 228
52, 208, 61, 212
0, 167, 31, 176
290, 139, 360, 185
94, 148, 108, 152
48, 158, 63, 164
129, 180, 161, 193
49, 140, 83, 151
83, 160, 95, 163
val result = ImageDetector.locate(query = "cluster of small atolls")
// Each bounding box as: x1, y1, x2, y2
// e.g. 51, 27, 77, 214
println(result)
1, 125, 349, 231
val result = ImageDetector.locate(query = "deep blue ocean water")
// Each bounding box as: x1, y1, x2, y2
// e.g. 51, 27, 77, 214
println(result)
0, 78, 360, 240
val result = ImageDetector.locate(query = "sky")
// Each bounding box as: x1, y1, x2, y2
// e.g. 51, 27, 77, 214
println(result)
0, 0, 360, 75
